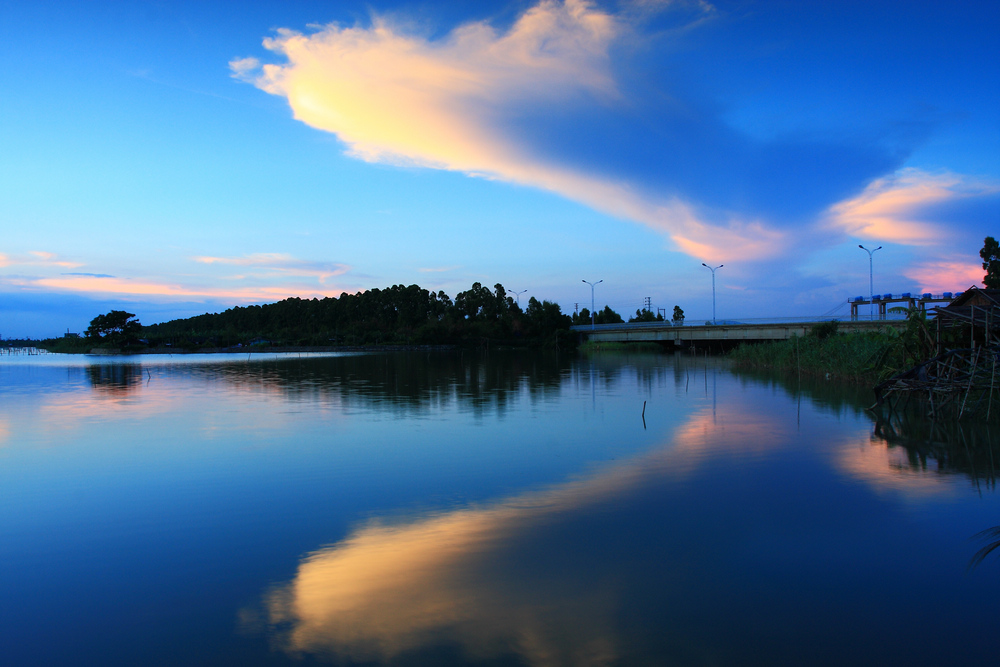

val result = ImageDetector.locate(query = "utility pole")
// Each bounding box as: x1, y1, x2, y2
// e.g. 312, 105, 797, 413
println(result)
644, 296, 651, 312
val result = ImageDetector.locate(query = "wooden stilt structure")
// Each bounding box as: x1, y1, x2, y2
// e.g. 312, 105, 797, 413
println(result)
871, 287, 1000, 420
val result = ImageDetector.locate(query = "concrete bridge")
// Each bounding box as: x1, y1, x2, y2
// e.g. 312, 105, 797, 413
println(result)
571, 318, 906, 349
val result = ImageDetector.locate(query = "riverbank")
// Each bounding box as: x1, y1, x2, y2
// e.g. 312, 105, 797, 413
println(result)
728, 324, 913, 384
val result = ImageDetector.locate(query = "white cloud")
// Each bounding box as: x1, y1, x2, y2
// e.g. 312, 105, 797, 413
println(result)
193, 253, 350, 283
0, 251, 82, 269
228, 56, 260, 78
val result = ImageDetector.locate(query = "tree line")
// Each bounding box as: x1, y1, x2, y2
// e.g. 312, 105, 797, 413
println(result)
86, 282, 576, 350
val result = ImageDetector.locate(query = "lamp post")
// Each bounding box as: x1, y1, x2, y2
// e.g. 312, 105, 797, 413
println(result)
858, 244, 882, 321
582, 279, 602, 330
507, 289, 527, 307
701, 263, 723, 324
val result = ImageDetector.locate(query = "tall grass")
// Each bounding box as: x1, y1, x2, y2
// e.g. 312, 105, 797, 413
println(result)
729, 319, 934, 384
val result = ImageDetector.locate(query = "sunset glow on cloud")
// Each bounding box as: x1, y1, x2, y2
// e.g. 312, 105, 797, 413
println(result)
33, 275, 344, 302
827, 169, 999, 246
240, 0, 620, 170
233, 0, 788, 261
904, 260, 985, 293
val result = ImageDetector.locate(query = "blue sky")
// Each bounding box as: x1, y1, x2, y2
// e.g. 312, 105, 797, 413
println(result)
2, 0, 997, 337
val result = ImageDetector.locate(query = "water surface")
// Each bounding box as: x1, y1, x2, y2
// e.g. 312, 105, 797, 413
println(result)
1, 350, 998, 665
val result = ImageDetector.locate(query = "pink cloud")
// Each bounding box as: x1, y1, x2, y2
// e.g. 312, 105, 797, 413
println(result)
903, 260, 984, 293
33, 275, 351, 302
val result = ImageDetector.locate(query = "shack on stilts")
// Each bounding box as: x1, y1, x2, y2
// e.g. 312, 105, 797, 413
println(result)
872, 287, 1000, 420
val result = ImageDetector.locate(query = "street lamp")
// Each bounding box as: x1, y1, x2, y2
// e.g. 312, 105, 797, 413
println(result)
701, 263, 723, 324
858, 244, 882, 321
507, 289, 527, 307
582, 279, 602, 330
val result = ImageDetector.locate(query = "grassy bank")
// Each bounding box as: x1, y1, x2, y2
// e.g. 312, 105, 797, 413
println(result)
729, 318, 937, 384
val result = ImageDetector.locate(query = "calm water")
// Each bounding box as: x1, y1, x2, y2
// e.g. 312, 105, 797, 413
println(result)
1, 350, 998, 666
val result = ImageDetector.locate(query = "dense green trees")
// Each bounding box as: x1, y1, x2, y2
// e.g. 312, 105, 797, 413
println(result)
140, 282, 572, 348
594, 306, 624, 324
571, 306, 624, 326
628, 308, 664, 323
981, 236, 999, 288
86, 311, 142, 347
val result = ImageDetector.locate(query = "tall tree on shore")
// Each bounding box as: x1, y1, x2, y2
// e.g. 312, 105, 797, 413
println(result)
981, 236, 1000, 288
86, 310, 142, 347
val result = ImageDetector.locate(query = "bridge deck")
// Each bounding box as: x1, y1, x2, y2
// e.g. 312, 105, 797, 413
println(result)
571, 319, 905, 344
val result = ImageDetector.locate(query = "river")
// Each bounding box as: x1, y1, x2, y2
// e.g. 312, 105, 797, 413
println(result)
1, 350, 998, 665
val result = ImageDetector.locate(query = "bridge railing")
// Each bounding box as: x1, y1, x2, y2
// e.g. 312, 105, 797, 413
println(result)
568, 314, 914, 333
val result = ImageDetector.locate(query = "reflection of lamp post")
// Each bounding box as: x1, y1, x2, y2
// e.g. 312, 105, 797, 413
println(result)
507, 289, 527, 307
701, 263, 723, 324
582, 279, 602, 330
858, 244, 882, 321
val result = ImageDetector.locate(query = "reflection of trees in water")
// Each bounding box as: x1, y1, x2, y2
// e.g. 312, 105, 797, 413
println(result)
86, 364, 143, 395
726, 366, 875, 418
199, 351, 576, 417
181, 350, 696, 418
871, 412, 999, 487
970, 526, 1000, 570
579, 351, 699, 396
873, 412, 1000, 571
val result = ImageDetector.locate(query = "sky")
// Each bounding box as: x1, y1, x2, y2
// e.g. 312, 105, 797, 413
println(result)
1, 0, 997, 337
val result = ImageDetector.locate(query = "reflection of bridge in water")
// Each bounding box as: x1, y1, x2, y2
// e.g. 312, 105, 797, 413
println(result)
571, 318, 907, 348
2, 346, 45, 355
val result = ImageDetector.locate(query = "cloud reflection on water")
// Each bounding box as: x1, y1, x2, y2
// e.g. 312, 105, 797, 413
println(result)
259, 406, 787, 665
835, 436, 960, 500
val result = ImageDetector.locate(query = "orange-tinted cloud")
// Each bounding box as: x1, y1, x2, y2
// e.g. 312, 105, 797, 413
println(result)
826, 168, 1000, 245
233, 1, 782, 262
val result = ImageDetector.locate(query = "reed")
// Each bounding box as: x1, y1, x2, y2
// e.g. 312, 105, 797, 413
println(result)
730, 328, 906, 384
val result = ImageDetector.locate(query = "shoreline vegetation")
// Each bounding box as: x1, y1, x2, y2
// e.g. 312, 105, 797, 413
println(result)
729, 314, 1000, 421
728, 318, 935, 384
